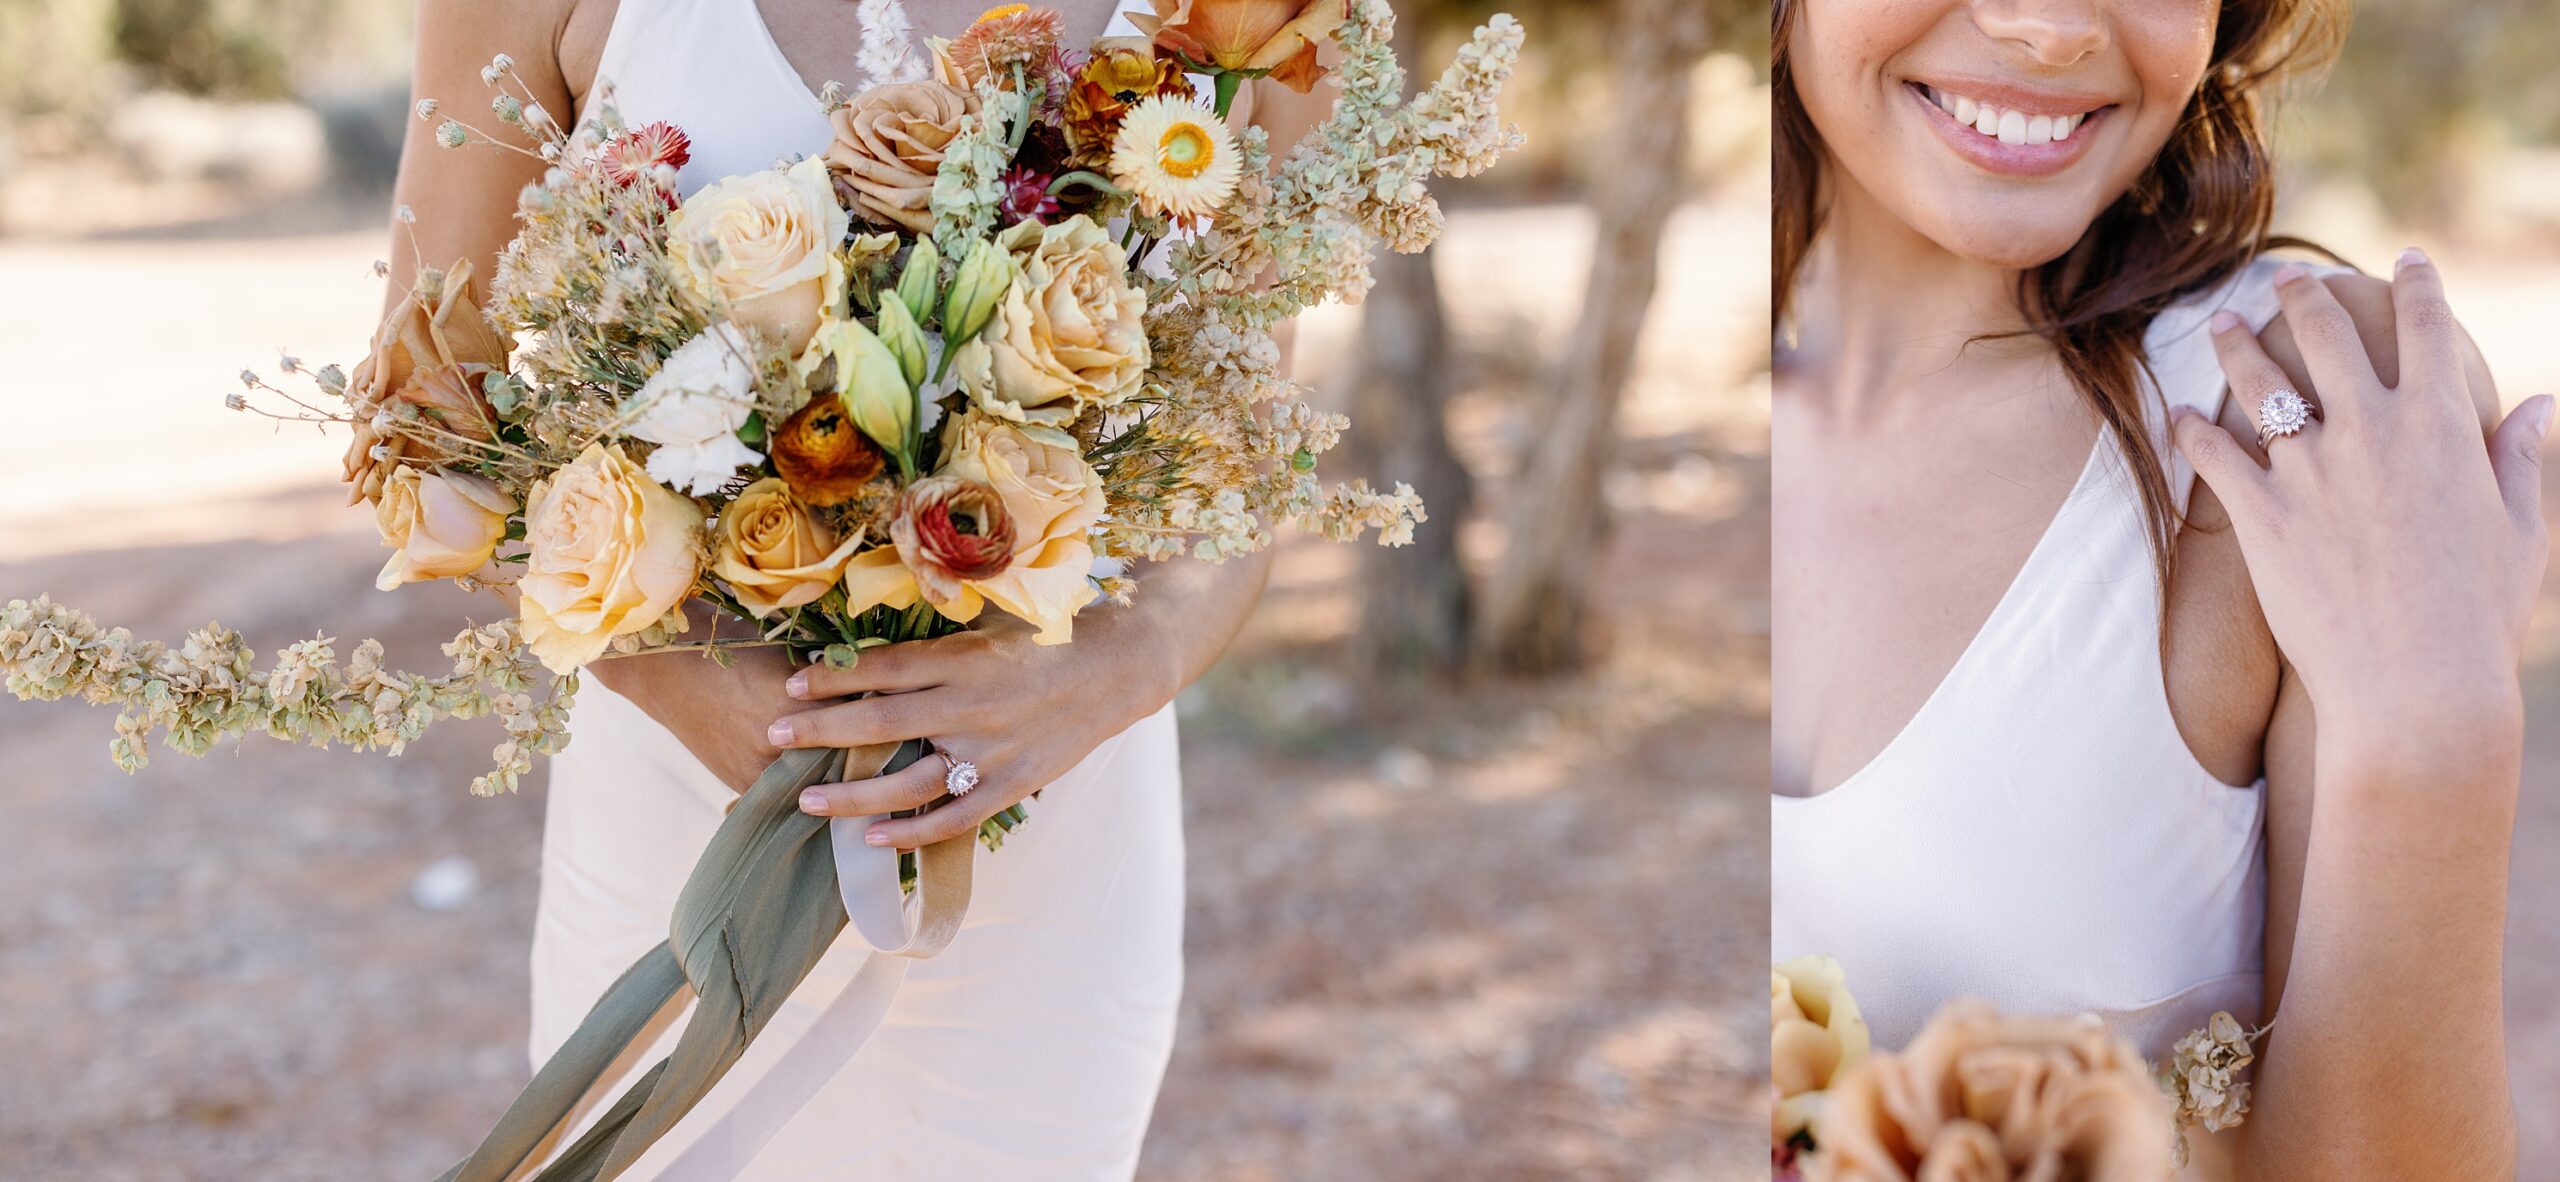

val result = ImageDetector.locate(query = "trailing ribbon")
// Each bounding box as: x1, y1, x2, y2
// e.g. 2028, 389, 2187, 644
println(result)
437, 736, 980, 1182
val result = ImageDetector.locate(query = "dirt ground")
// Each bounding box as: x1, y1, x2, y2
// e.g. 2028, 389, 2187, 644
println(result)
0, 193, 1770, 1180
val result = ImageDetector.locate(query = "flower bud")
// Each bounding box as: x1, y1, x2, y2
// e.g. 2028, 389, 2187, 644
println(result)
896, 238, 941, 324
875, 296, 931, 390
801, 317, 912, 457
941, 237, 1016, 347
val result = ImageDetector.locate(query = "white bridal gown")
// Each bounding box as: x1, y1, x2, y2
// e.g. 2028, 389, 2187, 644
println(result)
528, 2, 1186, 1178
1771, 257, 2342, 1177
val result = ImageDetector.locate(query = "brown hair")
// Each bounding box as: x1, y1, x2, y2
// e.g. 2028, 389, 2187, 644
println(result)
1772, 0, 2348, 579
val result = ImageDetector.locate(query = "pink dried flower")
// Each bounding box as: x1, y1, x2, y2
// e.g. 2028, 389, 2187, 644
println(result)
999, 166, 1062, 225
603, 121, 692, 189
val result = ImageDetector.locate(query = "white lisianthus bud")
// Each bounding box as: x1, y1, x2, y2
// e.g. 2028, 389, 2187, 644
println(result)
798, 316, 913, 460
941, 238, 1015, 347
896, 238, 941, 325
874, 296, 930, 390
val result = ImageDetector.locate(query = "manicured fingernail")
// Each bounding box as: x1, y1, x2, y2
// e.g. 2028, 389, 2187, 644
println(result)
785, 671, 809, 698
767, 719, 794, 746
2208, 310, 2243, 334
2398, 246, 2429, 270
800, 789, 828, 814
2272, 263, 2309, 287
864, 829, 892, 847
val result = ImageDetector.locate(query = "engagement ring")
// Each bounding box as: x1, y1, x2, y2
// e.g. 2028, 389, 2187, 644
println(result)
2256, 388, 2317, 446
939, 750, 980, 798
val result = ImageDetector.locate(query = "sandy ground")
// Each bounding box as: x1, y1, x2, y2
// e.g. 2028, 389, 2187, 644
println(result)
0, 194, 1771, 1180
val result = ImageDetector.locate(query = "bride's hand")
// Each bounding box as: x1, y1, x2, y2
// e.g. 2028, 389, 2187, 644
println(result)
2171, 251, 2549, 735
766, 612, 1179, 849
587, 643, 806, 792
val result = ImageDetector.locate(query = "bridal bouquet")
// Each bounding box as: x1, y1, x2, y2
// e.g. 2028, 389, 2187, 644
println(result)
1, 2, 1522, 1177
1772, 957, 2265, 1182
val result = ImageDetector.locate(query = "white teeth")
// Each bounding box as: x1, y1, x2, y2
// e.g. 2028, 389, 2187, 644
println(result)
1926, 87, 2096, 147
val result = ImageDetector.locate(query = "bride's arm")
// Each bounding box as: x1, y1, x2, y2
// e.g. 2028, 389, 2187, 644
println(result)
396, 0, 800, 789
2182, 263, 2528, 1181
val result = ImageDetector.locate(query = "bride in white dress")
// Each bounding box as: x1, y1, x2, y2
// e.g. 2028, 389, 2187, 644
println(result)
1770, 0, 2540, 1177
385, 1, 1301, 1176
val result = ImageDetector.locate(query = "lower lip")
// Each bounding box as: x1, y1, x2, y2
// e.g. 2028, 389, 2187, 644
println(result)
1905, 83, 2107, 178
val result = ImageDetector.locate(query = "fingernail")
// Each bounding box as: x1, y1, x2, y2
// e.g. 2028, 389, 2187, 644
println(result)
2398, 246, 2429, 271
767, 719, 795, 746
2272, 263, 2309, 287
864, 829, 892, 847
785, 671, 809, 698
2208, 310, 2243, 334
2531, 395, 2554, 441
800, 789, 828, 814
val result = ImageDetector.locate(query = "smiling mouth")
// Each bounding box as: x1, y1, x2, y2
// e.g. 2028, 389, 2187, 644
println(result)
1912, 83, 2101, 147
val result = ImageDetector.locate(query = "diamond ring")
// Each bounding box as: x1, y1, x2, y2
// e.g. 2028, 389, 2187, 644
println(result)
2255, 388, 2318, 447
938, 749, 980, 798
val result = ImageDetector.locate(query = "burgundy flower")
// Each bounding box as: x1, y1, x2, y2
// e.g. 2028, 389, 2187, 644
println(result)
889, 475, 1017, 603
602, 121, 692, 190
998, 166, 1062, 225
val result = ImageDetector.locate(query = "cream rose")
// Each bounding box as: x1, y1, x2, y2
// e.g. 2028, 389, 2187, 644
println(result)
822, 81, 978, 234
1807, 1002, 2172, 1182
954, 216, 1149, 426
711, 478, 863, 618
666, 156, 848, 352
841, 413, 1104, 643
374, 467, 511, 591
518, 444, 707, 673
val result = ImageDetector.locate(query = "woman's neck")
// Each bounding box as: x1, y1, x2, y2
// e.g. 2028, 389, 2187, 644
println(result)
1784, 176, 2052, 418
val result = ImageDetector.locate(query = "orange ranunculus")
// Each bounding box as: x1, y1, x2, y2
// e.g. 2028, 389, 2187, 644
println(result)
1128, 0, 1348, 93
1064, 36, 1195, 155
342, 258, 511, 503
769, 395, 888, 507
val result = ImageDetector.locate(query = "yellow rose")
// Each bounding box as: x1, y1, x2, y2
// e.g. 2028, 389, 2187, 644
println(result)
1772, 955, 1871, 1146
842, 413, 1104, 643
954, 215, 1149, 427
666, 156, 848, 353
711, 478, 863, 618
518, 444, 707, 673
373, 467, 511, 591
1808, 1002, 2172, 1182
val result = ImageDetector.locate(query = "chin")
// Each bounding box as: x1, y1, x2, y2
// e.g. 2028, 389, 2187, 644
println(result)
1902, 198, 2093, 271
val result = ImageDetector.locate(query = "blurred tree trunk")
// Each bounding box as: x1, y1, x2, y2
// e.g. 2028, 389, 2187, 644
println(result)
1345, 248, 1472, 678
1472, 0, 1707, 674
1342, 11, 1472, 682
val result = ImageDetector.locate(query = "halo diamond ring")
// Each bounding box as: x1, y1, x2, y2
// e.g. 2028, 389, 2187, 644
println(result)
938, 750, 981, 798
2255, 388, 2318, 447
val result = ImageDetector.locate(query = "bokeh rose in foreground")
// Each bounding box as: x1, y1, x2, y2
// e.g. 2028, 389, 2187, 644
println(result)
1130, 0, 1349, 92
1806, 1001, 2174, 1182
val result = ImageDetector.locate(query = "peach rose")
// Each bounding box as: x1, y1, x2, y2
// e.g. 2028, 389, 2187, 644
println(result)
1773, 956, 1872, 1147
517, 444, 707, 673
1129, 0, 1348, 92
954, 215, 1148, 426
373, 467, 511, 591
710, 478, 864, 618
1807, 1002, 2173, 1182
822, 81, 978, 235
841, 413, 1103, 643
342, 258, 510, 502
666, 156, 847, 352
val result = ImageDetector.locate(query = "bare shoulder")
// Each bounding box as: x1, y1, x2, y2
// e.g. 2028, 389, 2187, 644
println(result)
2255, 267, 2501, 435
415, 0, 587, 96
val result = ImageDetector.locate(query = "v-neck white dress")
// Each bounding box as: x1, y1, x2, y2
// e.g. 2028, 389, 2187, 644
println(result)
1772, 258, 2330, 1066
526, 3, 1186, 1178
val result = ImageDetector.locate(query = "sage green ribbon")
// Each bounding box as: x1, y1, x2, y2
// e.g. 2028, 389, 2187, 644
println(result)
437, 735, 973, 1182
